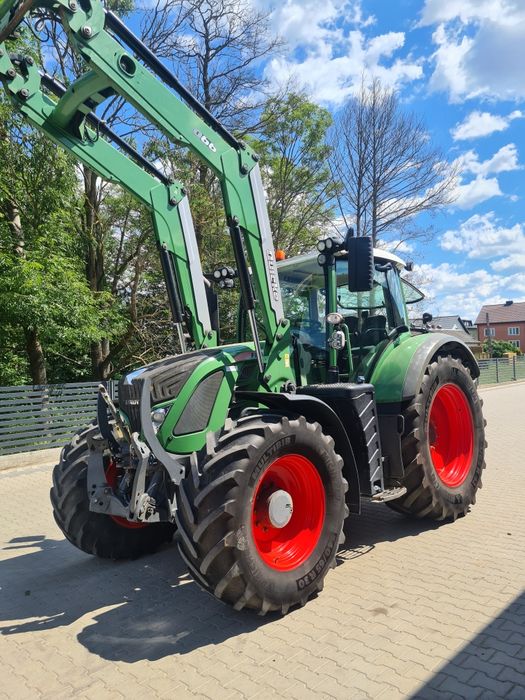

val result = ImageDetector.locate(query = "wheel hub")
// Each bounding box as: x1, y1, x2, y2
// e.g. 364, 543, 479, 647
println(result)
251, 453, 326, 571
267, 489, 293, 528
429, 383, 474, 488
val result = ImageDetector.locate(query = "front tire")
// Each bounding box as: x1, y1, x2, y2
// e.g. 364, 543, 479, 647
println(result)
50, 424, 175, 559
176, 413, 348, 614
388, 356, 486, 520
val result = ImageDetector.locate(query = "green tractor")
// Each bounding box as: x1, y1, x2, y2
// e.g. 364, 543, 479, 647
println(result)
1, 0, 485, 614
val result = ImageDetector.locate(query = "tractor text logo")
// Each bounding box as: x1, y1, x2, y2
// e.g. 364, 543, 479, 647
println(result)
266, 249, 280, 303
193, 128, 217, 153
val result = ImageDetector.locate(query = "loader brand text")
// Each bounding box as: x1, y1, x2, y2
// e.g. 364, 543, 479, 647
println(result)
266, 250, 280, 303
193, 128, 217, 153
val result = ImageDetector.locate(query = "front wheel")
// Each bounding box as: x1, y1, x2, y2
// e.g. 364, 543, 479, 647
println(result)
388, 356, 486, 520
176, 413, 348, 614
50, 424, 175, 559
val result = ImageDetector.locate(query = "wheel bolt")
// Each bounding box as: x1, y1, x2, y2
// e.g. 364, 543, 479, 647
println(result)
82, 25, 92, 38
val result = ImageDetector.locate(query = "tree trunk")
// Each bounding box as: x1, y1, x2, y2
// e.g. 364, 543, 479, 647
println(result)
24, 327, 47, 385
5, 199, 24, 256
82, 167, 110, 379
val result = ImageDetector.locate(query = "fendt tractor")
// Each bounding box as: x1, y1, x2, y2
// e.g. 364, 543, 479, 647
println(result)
0, 0, 486, 614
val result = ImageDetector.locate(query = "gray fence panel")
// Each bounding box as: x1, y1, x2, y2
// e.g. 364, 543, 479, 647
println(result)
478, 356, 525, 385
0, 381, 117, 455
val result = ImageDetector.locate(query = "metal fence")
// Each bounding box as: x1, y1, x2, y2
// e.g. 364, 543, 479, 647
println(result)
0, 381, 117, 456
0, 360, 523, 456
478, 356, 525, 385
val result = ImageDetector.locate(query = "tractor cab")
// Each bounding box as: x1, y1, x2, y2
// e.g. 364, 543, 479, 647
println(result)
278, 248, 424, 385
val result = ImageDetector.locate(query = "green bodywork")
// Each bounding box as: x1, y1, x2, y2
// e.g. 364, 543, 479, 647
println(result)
155, 343, 256, 454
0, 0, 478, 467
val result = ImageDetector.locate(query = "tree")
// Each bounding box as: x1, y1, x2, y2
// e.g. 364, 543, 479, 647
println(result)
139, 0, 283, 245
141, 0, 282, 133
483, 340, 521, 358
330, 78, 456, 246
251, 93, 337, 256
0, 98, 105, 385
40, 0, 138, 380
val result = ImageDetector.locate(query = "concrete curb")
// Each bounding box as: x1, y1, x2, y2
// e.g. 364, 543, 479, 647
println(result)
0, 447, 61, 473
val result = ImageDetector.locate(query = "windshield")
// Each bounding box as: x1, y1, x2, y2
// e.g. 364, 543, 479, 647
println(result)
279, 258, 326, 350
278, 254, 409, 382
336, 260, 406, 330
278, 256, 408, 334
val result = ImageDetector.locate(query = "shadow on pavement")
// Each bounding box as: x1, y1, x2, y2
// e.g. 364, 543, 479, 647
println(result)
409, 590, 525, 699
338, 499, 442, 563
0, 502, 445, 662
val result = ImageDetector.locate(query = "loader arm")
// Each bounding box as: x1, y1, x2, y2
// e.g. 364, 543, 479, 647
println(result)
0, 0, 292, 383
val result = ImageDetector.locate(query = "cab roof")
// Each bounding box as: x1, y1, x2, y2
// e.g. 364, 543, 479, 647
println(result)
277, 247, 406, 271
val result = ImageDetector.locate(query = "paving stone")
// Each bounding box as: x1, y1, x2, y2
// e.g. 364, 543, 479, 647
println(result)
0, 384, 524, 699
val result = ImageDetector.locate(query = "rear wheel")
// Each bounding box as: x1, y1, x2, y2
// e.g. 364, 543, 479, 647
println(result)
176, 413, 348, 614
388, 356, 486, 520
50, 424, 175, 559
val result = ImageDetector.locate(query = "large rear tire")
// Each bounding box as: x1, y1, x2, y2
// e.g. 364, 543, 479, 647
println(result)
388, 356, 486, 520
176, 413, 348, 614
50, 424, 175, 559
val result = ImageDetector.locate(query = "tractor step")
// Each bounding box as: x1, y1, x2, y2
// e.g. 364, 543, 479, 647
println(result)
371, 486, 407, 503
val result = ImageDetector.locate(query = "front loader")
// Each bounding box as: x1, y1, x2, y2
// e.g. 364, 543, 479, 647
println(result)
0, 0, 486, 614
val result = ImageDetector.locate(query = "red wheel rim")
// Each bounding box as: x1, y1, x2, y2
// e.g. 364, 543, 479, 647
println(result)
251, 453, 325, 571
105, 460, 147, 529
429, 383, 474, 488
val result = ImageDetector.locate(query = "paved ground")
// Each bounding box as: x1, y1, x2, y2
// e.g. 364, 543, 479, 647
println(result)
0, 383, 524, 699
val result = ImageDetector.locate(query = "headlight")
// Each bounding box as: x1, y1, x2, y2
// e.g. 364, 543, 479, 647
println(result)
151, 407, 169, 434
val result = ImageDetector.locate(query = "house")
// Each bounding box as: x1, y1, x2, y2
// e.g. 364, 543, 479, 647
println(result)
476, 301, 525, 351
417, 315, 482, 355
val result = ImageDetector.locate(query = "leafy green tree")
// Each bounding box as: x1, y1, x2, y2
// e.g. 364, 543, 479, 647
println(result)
483, 340, 521, 357
0, 98, 106, 384
252, 93, 337, 256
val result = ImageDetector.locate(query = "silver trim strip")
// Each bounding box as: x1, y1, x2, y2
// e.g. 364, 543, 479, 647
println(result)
178, 196, 212, 334
249, 164, 284, 320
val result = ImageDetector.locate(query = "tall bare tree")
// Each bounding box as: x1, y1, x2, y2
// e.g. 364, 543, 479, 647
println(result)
330, 79, 456, 246
141, 0, 282, 132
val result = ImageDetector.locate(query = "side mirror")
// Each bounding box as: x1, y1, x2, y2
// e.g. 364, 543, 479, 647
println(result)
422, 312, 433, 325
346, 235, 374, 292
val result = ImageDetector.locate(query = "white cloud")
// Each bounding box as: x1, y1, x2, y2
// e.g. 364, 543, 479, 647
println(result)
451, 110, 524, 141
491, 254, 525, 271
262, 1, 422, 104
376, 239, 414, 254
441, 211, 525, 259
450, 176, 502, 209
455, 143, 520, 177
416, 261, 525, 318
448, 144, 520, 208
422, 1, 525, 101
421, 0, 520, 26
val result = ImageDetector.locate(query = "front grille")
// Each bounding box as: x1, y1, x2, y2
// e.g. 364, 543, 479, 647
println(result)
118, 380, 142, 432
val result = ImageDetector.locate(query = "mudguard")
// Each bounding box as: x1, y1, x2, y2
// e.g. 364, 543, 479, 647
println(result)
370, 332, 480, 404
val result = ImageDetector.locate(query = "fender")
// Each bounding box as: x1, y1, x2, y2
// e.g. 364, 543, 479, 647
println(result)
236, 390, 361, 514
371, 332, 480, 404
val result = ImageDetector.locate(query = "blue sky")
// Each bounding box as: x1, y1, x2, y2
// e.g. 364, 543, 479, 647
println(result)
252, 0, 525, 320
